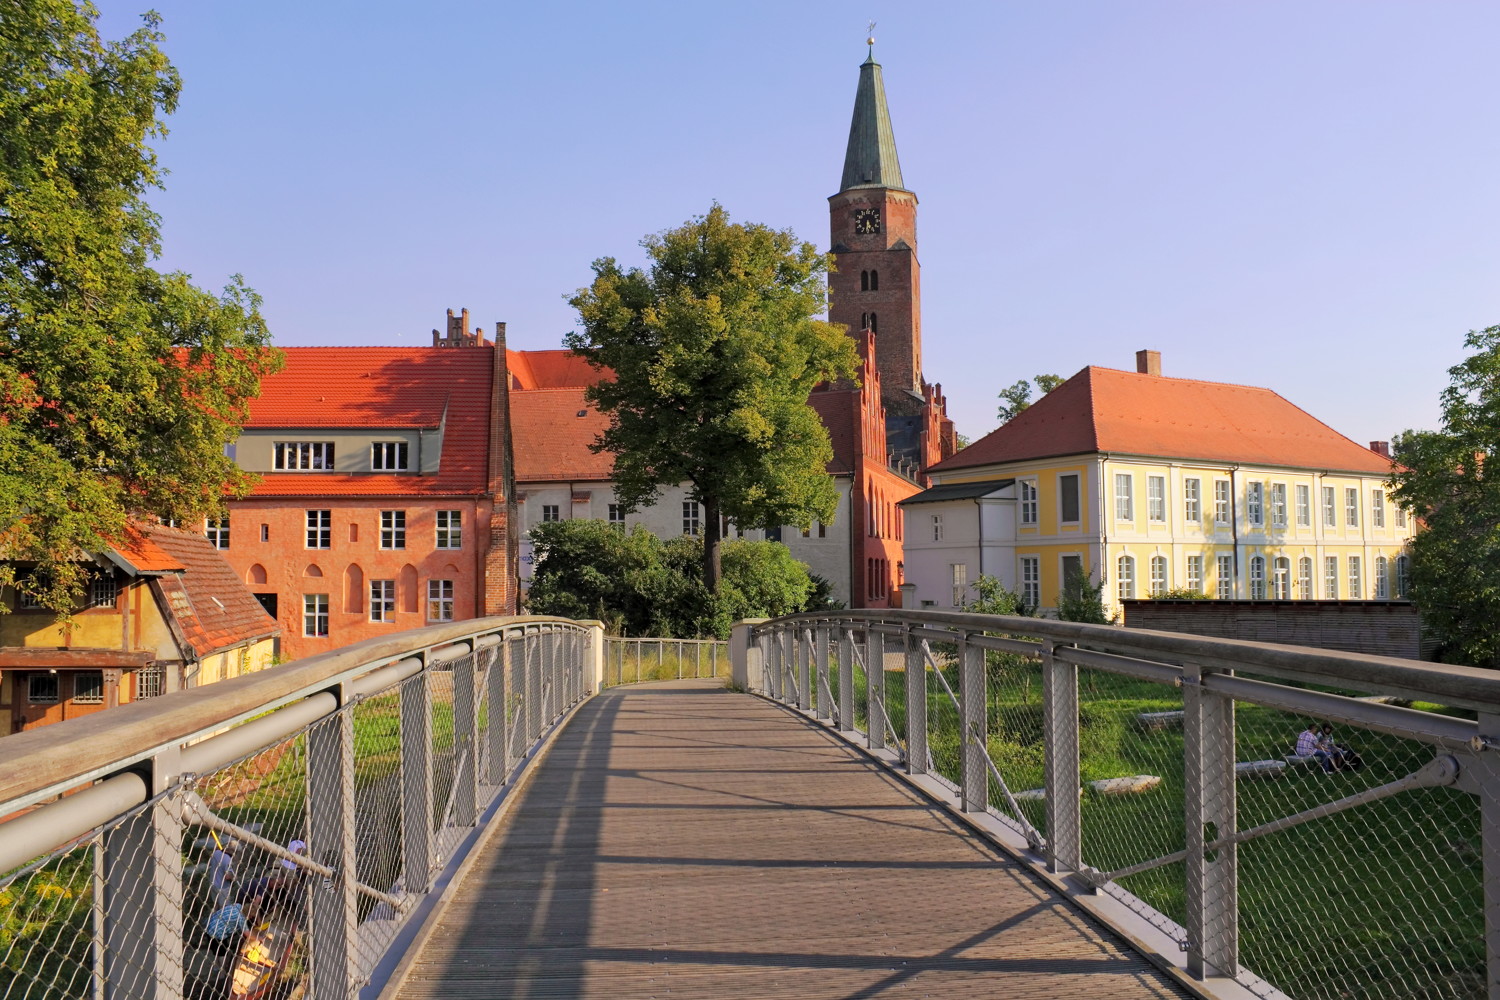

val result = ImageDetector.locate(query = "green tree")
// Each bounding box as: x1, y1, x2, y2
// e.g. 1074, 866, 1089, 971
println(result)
1057, 565, 1112, 624
0, 2, 280, 612
525, 519, 820, 637
996, 374, 1063, 423
1389, 325, 1500, 667
566, 205, 859, 593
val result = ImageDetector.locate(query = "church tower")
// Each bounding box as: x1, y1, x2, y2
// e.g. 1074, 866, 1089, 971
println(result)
829, 43, 923, 418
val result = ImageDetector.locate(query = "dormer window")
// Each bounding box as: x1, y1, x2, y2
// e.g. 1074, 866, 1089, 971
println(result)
372, 441, 409, 471
274, 442, 335, 471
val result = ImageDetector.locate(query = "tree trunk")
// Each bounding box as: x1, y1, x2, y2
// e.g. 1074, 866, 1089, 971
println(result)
702, 494, 722, 594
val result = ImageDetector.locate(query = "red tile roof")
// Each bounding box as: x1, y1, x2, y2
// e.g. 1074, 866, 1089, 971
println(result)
110, 531, 186, 573
245, 347, 494, 496
507, 350, 603, 390
935, 366, 1397, 475
141, 525, 280, 657
511, 388, 616, 481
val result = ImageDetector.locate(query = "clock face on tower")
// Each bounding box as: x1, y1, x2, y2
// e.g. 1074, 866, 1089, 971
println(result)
853, 208, 881, 235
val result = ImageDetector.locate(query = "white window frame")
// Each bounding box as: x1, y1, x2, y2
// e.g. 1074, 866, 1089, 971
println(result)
1345, 488, 1360, 528
1147, 476, 1166, 523
1374, 555, 1389, 599
932, 514, 943, 541
1216, 554, 1233, 599
306, 509, 331, 549
950, 563, 968, 607
1186, 555, 1203, 592
1183, 478, 1201, 524
436, 510, 462, 549
1149, 555, 1167, 596
1395, 555, 1410, 598
1020, 556, 1040, 609
607, 503, 625, 527
1019, 481, 1038, 525
206, 516, 230, 550
1272, 556, 1290, 600
1322, 486, 1337, 527
1295, 484, 1311, 526
1395, 505, 1407, 528
1116, 555, 1135, 601
1270, 483, 1287, 527
1298, 556, 1313, 599
1248, 556, 1266, 600
274, 441, 335, 471
541, 504, 561, 523
89, 574, 118, 608
1214, 480, 1230, 526
1246, 482, 1264, 526
682, 501, 701, 537
1371, 489, 1385, 528
371, 441, 409, 471
1057, 474, 1081, 524
380, 510, 406, 550
303, 594, 329, 637
1348, 556, 1362, 599
370, 580, 396, 623
1324, 556, 1339, 599
427, 579, 455, 622
1114, 474, 1133, 521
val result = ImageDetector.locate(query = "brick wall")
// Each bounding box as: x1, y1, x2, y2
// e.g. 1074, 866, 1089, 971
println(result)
1120, 600, 1422, 660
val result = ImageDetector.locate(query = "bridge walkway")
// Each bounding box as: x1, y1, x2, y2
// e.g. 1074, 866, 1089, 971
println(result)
389, 680, 1193, 999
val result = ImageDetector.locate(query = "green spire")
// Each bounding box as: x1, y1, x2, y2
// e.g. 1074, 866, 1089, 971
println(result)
839, 47, 906, 192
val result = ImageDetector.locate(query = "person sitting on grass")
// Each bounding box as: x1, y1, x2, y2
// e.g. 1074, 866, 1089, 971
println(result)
1296, 722, 1344, 772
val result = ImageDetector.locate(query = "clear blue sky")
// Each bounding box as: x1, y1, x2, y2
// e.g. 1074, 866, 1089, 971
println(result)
96, 1, 1500, 448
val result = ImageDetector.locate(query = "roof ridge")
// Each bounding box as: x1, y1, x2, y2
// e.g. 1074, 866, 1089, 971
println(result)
1088, 364, 1278, 395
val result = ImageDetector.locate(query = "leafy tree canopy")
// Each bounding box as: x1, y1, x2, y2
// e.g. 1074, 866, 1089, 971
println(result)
1390, 325, 1500, 667
996, 374, 1063, 424
565, 204, 859, 592
525, 519, 821, 638
0, 1, 280, 611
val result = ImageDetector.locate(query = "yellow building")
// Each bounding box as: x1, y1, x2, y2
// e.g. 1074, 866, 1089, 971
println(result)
1, 524, 280, 734
900, 353, 1414, 618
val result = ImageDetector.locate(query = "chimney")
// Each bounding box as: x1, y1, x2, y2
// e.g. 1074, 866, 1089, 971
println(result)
1369, 440, 1390, 457
1136, 349, 1161, 377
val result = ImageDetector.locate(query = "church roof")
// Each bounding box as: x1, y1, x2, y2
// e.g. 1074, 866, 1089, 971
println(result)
933, 366, 1396, 475
840, 50, 906, 192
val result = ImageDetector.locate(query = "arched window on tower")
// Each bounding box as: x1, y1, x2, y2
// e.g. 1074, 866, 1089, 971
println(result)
860, 270, 869, 291
869, 270, 879, 291
860, 312, 868, 330
869, 313, 878, 333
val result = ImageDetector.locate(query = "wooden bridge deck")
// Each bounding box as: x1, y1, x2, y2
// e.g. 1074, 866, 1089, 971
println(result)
390, 681, 1193, 999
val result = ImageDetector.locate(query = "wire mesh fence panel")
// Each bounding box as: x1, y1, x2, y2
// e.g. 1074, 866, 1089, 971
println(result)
981, 646, 1048, 838
349, 684, 406, 976
0, 827, 101, 999
1073, 666, 1189, 930
849, 630, 871, 736
923, 642, 963, 796
429, 665, 457, 841
1230, 706, 1484, 1000
179, 731, 312, 1000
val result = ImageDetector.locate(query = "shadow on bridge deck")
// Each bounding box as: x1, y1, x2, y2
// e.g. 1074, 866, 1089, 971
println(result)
387, 681, 1191, 999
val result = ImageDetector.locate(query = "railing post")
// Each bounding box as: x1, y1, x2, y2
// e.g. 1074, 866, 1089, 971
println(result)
526, 628, 542, 742
797, 627, 812, 712
1184, 663, 1238, 979
308, 685, 357, 997
453, 649, 478, 828
486, 638, 509, 784
730, 620, 766, 691
867, 628, 886, 751
100, 751, 183, 999
1042, 641, 1081, 874
959, 633, 987, 813
582, 620, 606, 693
401, 666, 433, 894
905, 632, 927, 774
1477, 711, 1500, 1000
838, 627, 855, 733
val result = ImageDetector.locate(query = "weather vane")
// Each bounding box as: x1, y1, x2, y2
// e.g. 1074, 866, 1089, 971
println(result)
866, 20, 876, 47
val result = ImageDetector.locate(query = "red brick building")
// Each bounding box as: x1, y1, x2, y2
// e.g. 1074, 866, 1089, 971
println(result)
221, 311, 517, 660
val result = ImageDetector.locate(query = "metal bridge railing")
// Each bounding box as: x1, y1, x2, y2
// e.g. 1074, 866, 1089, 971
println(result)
603, 637, 729, 687
744, 611, 1500, 1000
0, 616, 601, 1000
